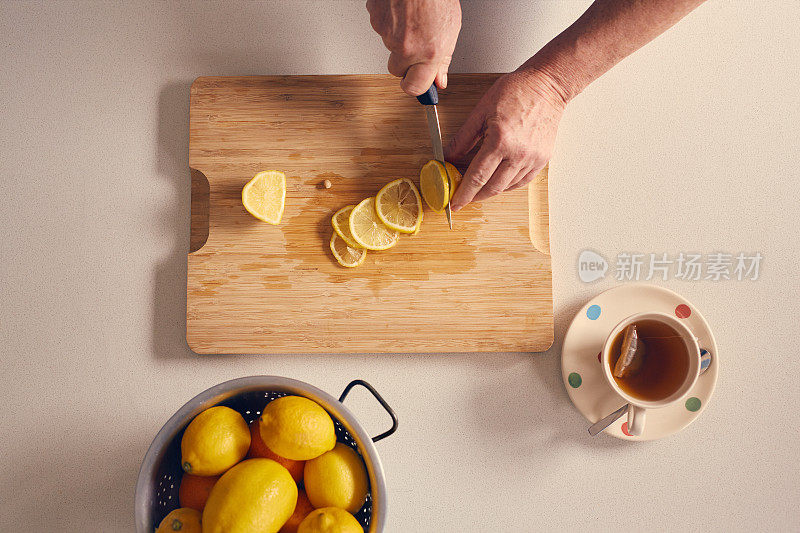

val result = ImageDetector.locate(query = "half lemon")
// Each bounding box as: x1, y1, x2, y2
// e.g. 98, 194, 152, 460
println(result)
444, 162, 462, 201
242, 170, 286, 224
419, 160, 450, 212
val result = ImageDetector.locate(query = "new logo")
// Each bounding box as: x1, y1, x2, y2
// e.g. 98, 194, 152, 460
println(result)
578, 250, 608, 283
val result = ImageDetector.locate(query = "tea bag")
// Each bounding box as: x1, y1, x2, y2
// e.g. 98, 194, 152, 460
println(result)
613, 324, 646, 378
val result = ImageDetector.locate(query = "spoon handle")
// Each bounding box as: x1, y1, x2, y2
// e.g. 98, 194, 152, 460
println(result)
588, 404, 629, 436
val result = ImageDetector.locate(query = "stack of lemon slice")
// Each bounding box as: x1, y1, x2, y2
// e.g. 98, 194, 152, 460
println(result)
330, 205, 369, 268
329, 178, 423, 267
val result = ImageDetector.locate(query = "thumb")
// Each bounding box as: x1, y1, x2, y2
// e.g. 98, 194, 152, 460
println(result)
445, 106, 485, 162
401, 63, 439, 97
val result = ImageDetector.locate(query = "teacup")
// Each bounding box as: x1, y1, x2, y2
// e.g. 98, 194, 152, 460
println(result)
601, 312, 700, 436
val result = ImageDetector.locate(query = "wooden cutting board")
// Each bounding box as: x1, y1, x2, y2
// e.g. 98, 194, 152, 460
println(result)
187, 75, 552, 354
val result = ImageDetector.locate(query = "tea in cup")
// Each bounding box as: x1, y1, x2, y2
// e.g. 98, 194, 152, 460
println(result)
601, 312, 700, 436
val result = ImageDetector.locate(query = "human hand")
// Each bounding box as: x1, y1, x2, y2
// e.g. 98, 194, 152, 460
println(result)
366, 0, 461, 96
445, 70, 567, 210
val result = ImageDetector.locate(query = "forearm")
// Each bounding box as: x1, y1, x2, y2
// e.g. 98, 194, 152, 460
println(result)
519, 0, 706, 103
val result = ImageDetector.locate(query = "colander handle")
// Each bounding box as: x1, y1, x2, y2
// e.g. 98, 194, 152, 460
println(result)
339, 379, 398, 442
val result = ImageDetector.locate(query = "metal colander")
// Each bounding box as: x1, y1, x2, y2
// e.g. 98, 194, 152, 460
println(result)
135, 377, 397, 533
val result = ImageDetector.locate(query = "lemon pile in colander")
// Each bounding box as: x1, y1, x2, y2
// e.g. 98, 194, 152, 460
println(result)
157, 396, 368, 533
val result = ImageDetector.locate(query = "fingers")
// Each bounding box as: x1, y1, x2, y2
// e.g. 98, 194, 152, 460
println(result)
506, 164, 545, 191
472, 160, 524, 202
387, 52, 409, 78
435, 66, 448, 90
435, 55, 452, 89
387, 54, 441, 96
507, 166, 533, 190
450, 142, 502, 211
401, 62, 440, 96
388, 51, 450, 94
444, 107, 484, 163
365, 0, 383, 33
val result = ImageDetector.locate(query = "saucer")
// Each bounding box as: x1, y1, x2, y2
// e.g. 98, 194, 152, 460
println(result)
561, 284, 718, 440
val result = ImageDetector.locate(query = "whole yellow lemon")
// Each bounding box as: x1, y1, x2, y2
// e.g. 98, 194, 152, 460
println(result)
203, 458, 298, 533
156, 507, 202, 533
303, 443, 368, 513
297, 508, 362, 533
259, 396, 336, 461
181, 406, 250, 476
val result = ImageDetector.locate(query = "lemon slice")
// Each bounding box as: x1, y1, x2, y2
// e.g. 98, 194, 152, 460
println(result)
419, 160, 450, 212
375, 178, 423, 233
349, 197, 399, 250
330, 233, 367, 268
331, 205, 362, 249
444, 162, 462, 201
411, 210, 423, 234
242, 170, 286, 224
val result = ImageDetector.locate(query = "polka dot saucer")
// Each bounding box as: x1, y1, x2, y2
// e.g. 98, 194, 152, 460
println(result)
562, 284, 718, 441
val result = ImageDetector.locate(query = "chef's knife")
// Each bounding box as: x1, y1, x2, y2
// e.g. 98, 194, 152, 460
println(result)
416, 83, 453, 229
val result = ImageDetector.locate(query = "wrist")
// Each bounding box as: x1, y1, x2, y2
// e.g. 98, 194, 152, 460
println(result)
511, 63, 572, 111
516, 32, 594, 105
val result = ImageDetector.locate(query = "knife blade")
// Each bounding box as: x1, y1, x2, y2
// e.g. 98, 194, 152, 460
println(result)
417, 84, 453, 229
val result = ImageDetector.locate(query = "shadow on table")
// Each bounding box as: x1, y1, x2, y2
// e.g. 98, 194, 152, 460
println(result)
466, 292, 629, 460
152, 80, 197, 361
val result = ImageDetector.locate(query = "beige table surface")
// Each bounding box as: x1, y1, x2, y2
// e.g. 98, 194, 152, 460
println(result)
2, 1, 799, 531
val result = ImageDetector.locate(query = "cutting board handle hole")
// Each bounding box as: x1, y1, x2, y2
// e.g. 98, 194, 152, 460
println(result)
190, 168, 210, 253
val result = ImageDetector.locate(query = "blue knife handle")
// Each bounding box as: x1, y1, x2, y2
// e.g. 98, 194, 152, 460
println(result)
416, 83, 439, 106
